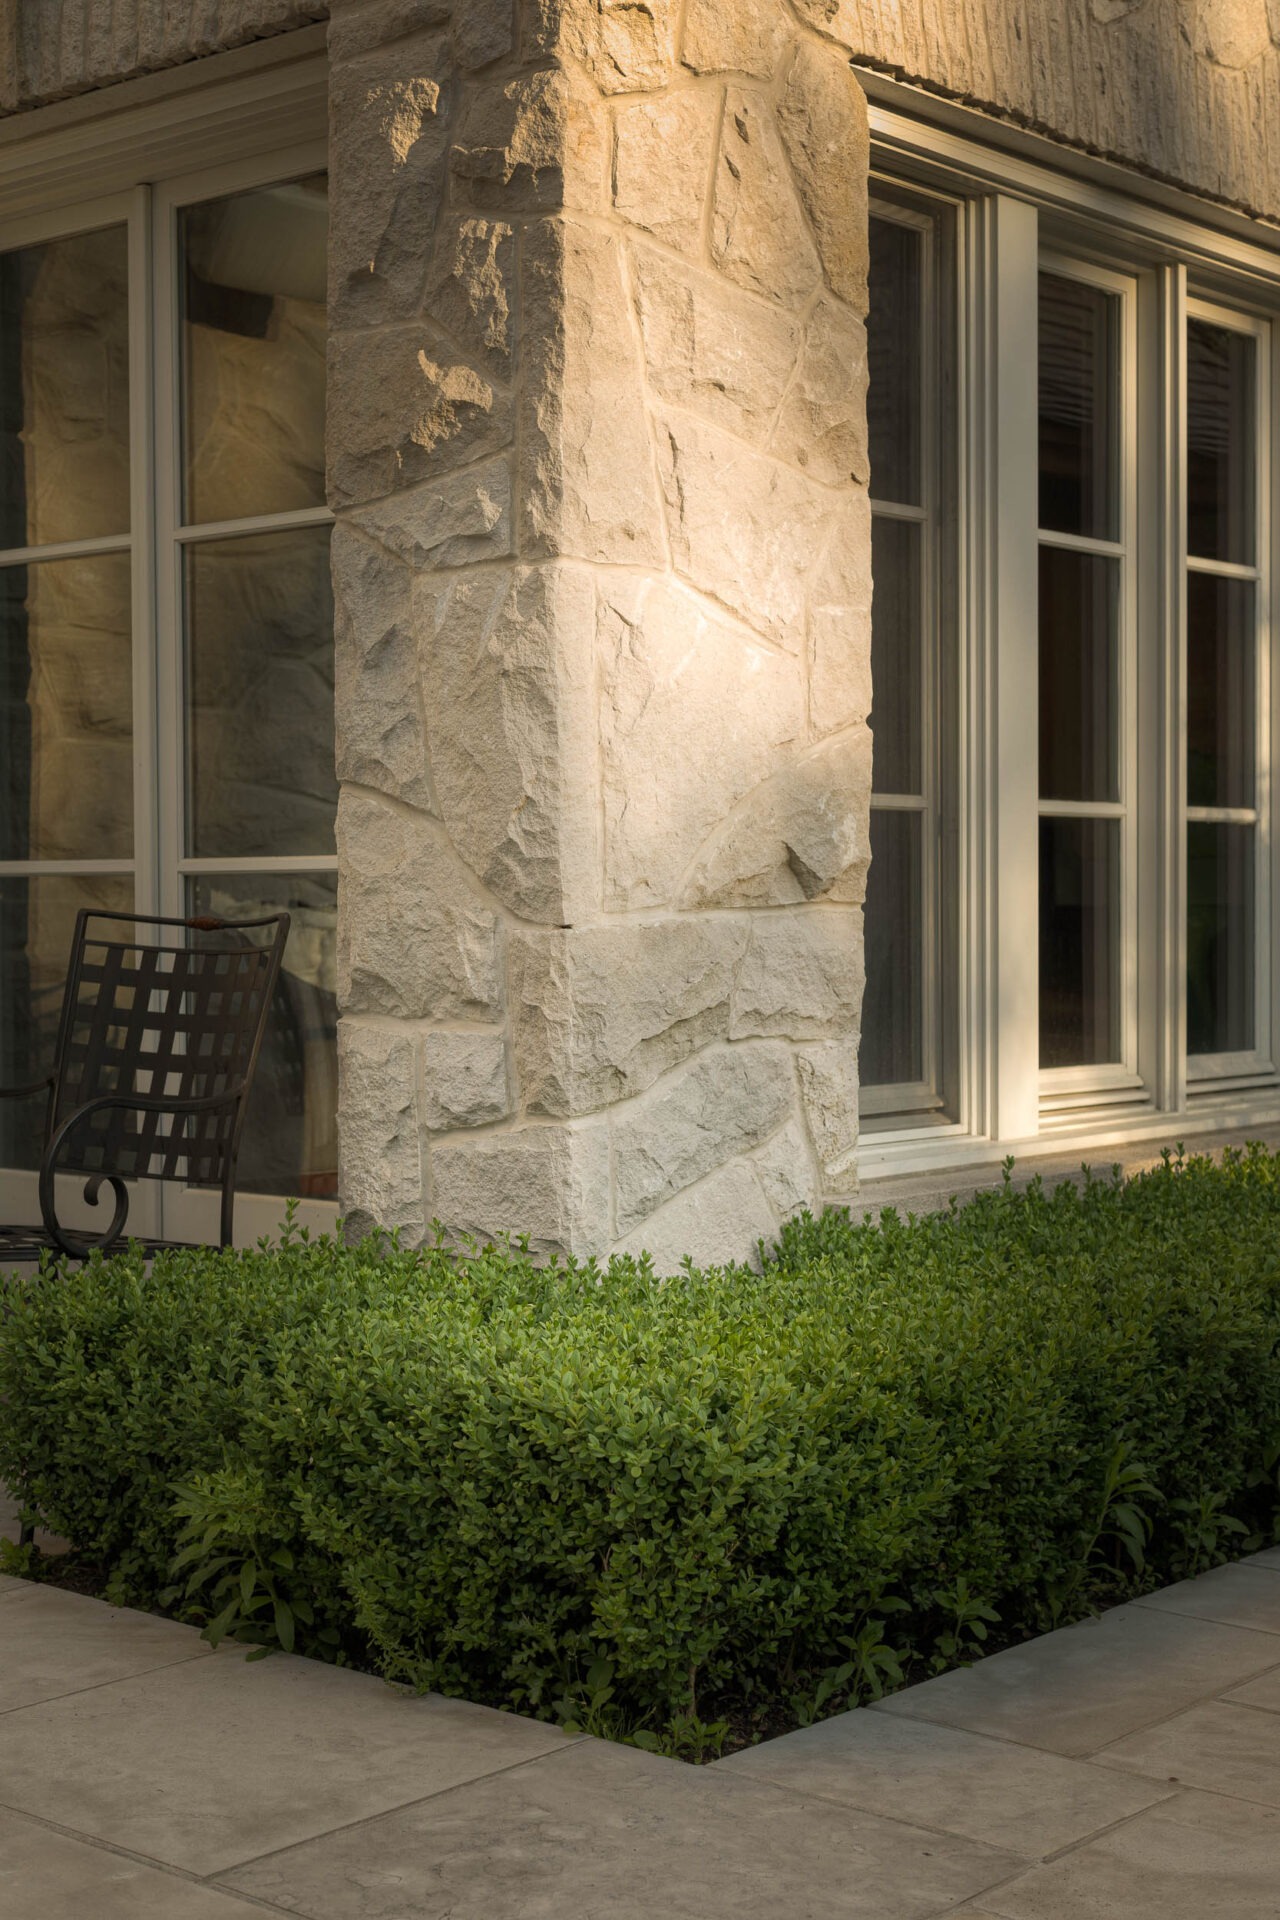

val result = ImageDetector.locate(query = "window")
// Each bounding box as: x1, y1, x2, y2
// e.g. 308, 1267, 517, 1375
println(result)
0, 142, 334, 1240
861, 194, 959, 1129
860, 103, 1280, 1175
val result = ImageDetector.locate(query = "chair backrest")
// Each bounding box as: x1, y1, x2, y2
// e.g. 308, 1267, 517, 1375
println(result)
48, 910, 290, 1190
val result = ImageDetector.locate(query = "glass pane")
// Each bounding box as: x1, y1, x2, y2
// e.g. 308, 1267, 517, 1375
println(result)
1039, 547, 1119, 804
870, 516, 922, 795
0, 873, 133, 1169
1187, 822, 1254, 1056
860, 809, 923, 1087
186, 525, 335, 859
0, 226, 130, 552
1039, 816, 1120, 1069
1187, 573, 1255, 810
0, 552, 132, 860
1038, 272, 1119, 540
867, 216, 922, 508
188, 872, 337, 1198
1187, 318, 1255, 565
181, 175, 328, 525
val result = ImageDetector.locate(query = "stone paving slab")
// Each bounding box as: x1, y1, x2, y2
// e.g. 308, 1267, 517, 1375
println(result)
0, 1807, 271, 1920
944, 1789, 1280, 1919
0, 1641, 577, 1878
218, 1734, 1023, 1920
1093, 1697, 1280, 1807
1131, 1560, 1280, 1635
1226, 1665, 1280, 1712
714, 1704, 1173, 1856
0, 1578, 209, 1712
873, 1597, 1280, 1756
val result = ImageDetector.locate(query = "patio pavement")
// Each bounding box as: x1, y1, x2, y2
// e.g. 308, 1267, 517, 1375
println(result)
2, 1488, 1280, 1918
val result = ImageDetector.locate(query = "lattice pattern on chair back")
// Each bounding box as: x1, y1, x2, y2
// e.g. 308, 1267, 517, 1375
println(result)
50, 911, 289, 1189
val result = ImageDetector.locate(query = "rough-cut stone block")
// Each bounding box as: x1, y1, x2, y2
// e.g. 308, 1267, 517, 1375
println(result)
338, 1021, 426, 1243
510, 917, 752, 1117
598, 575, 805, 909
328, 56, 452, 327
613, 1042, 796, 1232
561, 0, 679, 92
429, 1121, 612, 1256
452, 0, 515, 69
776, 40, 870, 313
614, 1160, 779, 1272
419, 565, 599, 922
519, 221, 665, 566
421, 1029, 511, 1130
332, 524, 433, 811
681, 729, 872, 908
328, 325, 513, 509
712, 87, 821, 309
730, 908, 863, 1039
656, 409, 837, 649
631, 247, 799, 447
329, 0, 451, 65
337, 790, 502, 1020
1195, 0, 1272, 68
796, 1036, 860, 1186
681, 0, 788, 78
771, 297, 869, 486
612, 90, 720, 255
350, 459, 512, 571
423, 217, 515, 381
810, 493, 874, 732
751, 1115, 821, 1222
450, 69, 607, 213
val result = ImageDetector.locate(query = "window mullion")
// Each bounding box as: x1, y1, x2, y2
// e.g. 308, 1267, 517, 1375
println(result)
986, 193, 1042, 1142
1155, 263, 1188, 1112
150, 183, 185, 928
128, 183, 160, 926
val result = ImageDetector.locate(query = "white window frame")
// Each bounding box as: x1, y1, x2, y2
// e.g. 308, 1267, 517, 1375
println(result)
0, 38, 334, 1246
858, 82, 1280, 1182
862, 190, 947, 1127
1183, 294, 1274, 1092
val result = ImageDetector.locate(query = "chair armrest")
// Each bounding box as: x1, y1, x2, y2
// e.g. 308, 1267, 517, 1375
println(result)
38, 1085, 244, 1260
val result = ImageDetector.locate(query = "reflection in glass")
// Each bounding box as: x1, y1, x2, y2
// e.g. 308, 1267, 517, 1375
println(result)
188, 873, 337, 1198
0, 553, 132, 861
0, 226, 130, 553
1187, 319, 1255, 564
186, 525, 335, 859
1038, 273, 1119, 540
1039, 817, 1120, 1068
181, 175, 328, 526
1039, 547, 1119, 804
1187, 573, 1255, 810
860, 809, 922, 1087
870, 516, 922, 795
867, 217, 921, 508
1187, 823, 1254, 1056
0, 873, 133, 1169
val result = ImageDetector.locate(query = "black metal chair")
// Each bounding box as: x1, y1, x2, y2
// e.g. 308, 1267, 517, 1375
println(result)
0, 909, 289, 1260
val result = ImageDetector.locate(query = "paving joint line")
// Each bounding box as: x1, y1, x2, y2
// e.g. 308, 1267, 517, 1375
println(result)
0, 1798, 302, 1915
0, 1650, 213, 1717
200, 1732, 593, 1881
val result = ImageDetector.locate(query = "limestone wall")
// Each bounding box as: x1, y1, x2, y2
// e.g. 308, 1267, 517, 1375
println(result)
329, 0, 871, 1266
1, 1, 327, 109
817, 0, 1280, 222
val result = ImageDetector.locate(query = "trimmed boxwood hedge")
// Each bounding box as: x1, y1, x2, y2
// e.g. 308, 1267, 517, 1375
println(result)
3, 1145, 1280, 1745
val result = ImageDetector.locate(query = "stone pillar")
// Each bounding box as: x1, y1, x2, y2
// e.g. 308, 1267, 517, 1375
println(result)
329, 0, 872, 1267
